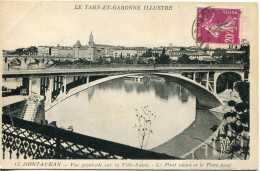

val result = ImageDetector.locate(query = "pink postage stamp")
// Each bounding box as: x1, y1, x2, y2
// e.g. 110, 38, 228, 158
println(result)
196, 7, 241, 44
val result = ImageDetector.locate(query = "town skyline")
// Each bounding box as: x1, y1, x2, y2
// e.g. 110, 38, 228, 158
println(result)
2, 30, 198, 51
4, 30, 237, 51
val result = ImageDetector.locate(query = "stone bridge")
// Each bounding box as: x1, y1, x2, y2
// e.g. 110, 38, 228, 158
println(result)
3, 55, 74, 69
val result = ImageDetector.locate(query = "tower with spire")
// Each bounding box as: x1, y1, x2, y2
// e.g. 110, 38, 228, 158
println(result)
89, 31, 95, 47
88, 31, 98, 62
72, 32, 98, 61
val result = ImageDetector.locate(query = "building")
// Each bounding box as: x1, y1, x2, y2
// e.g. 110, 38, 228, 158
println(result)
168, 48, 205, 61
228, 39, 249, 50
72, 32, 101, 61
113, 47, 147, 59
54, 46, 74, 57
73, 32, 99, 61
113, 47, 137, 59
36, 35, 249, 63
37, 46, 52, 56
38, 32, 114, 62
189, 54, 214, 61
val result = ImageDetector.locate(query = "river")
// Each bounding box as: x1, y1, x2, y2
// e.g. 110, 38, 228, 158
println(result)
45, 76, 196, 149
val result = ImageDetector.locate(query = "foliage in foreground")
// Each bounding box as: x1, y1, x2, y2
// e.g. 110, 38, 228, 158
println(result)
211, 81, 249, 160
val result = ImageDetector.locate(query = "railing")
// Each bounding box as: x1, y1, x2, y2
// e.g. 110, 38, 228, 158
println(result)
46, 64, 244, 69
2, 114, 178, 159
3, 55, 74, 59
4, 63, 244, 71
3, 64, 245, 78
181, 122, 224, 159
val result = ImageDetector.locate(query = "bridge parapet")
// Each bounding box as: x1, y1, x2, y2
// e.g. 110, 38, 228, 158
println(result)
47, 64, 244, 69
3, 64, 244, 77
3, 55, 74, 60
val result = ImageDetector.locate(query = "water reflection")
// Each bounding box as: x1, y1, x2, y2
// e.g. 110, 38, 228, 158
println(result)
46, 76, 196, 149
92, 78, 193, 102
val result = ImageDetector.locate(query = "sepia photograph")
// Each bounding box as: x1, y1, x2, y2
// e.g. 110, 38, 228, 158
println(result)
0, 1, 258, 170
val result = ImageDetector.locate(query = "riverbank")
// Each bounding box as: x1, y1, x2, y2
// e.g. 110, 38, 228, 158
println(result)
151, 88, 244, 159
151, 109, 221, 158
211, 89, 242, 114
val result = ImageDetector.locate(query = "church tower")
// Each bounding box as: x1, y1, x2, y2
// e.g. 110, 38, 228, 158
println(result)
88, 31, 97, 62
89, 31, 95, 47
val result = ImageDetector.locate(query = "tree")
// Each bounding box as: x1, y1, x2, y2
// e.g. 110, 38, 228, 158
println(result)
12, 48, 24, 55
177, 54, 191, 64
155, 47, 170, 64
142, 48, 153, 57
239, 45, 250, 78
162, 47, 166, 56
133, 55, 139, 65
192, 58, 199, 64
11, 46, 38, 55
235, 81, 249, 104
211, 81, 249, 159
180, 47, 186, 51
27, 46, 38, 55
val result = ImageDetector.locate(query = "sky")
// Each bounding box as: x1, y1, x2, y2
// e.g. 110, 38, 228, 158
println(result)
0, 2, 250, 50
0, 2, 200, 50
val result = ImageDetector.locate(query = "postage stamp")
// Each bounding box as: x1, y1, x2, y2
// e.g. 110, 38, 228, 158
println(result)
196, 7, 241, 44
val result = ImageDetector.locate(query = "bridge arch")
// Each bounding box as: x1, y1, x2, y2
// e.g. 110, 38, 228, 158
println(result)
46, 59, 54, 65
215, 71, 244, 94
47, 73, 222, 111
34, 58, 40, 64
10, 58, 21, 65
152, 73, 222, 109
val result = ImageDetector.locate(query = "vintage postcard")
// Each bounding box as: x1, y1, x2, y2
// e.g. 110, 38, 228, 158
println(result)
0, 1, 258, 170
